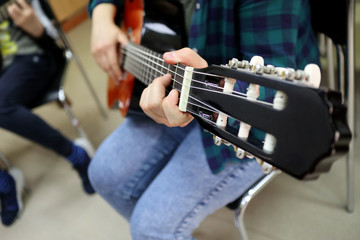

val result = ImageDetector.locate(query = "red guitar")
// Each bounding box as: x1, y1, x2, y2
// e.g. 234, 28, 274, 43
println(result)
107, 0, 351, 180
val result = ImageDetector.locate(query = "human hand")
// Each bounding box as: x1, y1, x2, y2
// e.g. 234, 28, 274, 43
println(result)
91, 4, 128, 83
8, 0, 44, 38
140, 48, 208, 127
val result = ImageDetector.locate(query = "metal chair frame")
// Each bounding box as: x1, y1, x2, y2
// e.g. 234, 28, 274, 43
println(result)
319, 0, 356, 213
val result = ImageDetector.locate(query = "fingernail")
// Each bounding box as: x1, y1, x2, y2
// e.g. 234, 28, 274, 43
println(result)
163, 51, 175, 60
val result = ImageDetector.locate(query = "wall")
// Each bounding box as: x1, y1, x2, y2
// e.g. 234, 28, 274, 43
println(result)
48, 0, 89, 31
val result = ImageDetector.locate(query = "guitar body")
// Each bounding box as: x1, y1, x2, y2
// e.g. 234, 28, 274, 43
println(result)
107, 0, 187, 116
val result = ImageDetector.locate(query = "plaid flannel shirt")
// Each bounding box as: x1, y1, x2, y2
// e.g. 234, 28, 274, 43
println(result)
88, 0, 320, 174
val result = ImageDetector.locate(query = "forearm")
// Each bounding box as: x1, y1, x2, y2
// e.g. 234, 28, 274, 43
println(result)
92, 3, 117, 27
89, 0, 128, 82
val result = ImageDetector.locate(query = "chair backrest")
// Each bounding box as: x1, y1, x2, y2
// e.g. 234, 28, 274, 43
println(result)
309, 0, 349, 46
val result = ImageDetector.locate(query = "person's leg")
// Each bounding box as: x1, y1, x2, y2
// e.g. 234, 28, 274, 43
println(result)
88, 114, 197, 220
0, 54, 94, 194
0, 168, 24, 226
130, 124, 264, 240
0, 54, 71, 155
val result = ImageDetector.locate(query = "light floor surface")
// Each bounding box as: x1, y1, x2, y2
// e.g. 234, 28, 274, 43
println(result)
0, 16, 360, 240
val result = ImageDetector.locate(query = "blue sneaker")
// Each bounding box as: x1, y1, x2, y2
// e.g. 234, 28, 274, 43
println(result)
0, 168, 24, 226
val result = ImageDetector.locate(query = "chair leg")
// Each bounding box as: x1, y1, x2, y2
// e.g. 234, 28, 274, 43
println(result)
234, 170, 281, 240
56, 23, 108, 120
346, 0, 355, 214
58, 89, 95, 154
234, 204, 249, 240
326, 37, 336, 90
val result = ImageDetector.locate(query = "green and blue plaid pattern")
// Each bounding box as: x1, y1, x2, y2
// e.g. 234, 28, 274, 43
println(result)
190, 0, 319, 174
88, 0, 320, 174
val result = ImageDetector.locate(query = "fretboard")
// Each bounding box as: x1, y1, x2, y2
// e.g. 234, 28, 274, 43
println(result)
0, 0, 32, 22
123, 42, 185, 90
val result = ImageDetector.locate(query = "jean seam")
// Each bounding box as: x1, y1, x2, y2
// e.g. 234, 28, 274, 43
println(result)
174, 166, 245, 240
121, 155, 164, 201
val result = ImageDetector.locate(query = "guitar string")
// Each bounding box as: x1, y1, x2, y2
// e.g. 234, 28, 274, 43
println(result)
124, 52, 267, 152
121, 45, 275, 153
122, 49, 275, 118
123, 44, 275, 106
125, 52, 273, 126
121, 46, 227, 92
121, 46, 275, 108
124, 52, 221, 114
126, 43, 225, 79
123, 46, 274, 132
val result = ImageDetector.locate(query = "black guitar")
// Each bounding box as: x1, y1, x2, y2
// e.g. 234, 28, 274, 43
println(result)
110, 0, 352, 180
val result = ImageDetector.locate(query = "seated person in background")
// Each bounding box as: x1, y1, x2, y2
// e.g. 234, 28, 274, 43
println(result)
0, 0, 95, 227
89, 0, 320, 239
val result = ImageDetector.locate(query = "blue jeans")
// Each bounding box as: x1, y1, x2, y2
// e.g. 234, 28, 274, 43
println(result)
89, 114, 264, 240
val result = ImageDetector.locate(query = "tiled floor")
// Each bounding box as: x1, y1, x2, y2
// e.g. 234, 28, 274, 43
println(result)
0, 13, 359, 240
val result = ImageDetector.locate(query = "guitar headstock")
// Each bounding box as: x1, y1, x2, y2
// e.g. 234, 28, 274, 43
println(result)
176, 56, 351, 180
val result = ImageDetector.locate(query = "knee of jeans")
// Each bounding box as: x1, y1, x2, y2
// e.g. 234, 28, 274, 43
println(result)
130, 210, 189, 240
130, 214, 164, 240
88, 156, 118, 195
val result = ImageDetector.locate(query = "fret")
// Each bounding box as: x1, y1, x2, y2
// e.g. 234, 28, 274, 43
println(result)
134, 46, 140, 82
149, 50, 154, 83
123, 43, 187, 88
154, 54, 159, 79
172, 64, 184, 92
161, 59, 167, 76
166, 62, 172, 75
146, 48, 152, 85
142, 48, 147, 84
143, 48, 148, 84
156, 54, 162, 77
139, 45, 145, 82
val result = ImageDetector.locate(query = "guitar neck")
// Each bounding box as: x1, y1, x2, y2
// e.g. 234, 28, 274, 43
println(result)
123, 42, 182, 87
0, 0, 32, 22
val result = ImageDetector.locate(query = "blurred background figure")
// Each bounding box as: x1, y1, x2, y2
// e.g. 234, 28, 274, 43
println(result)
0, 0, 95, 227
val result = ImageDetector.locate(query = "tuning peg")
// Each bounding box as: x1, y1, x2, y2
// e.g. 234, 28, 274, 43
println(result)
228, 58, 239, 68
264, 64, 275, 74
275, 67, 287, 79
214, 136, 222, 146
250, 55, 264, 66
236, 148, 246, 159
304, 63, 321, 88
256, 158, 276, 174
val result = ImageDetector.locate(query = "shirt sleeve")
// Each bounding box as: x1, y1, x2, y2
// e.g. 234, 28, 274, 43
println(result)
87, 0, 124, 18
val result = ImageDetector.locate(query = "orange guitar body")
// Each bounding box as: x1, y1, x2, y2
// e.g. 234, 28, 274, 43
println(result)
107, 0, 143, 117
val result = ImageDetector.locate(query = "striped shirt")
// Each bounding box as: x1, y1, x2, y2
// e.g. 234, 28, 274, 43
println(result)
88, 0, 320, 174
